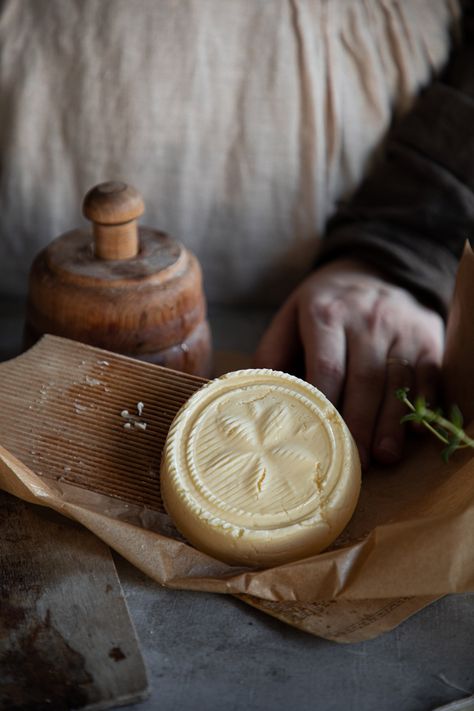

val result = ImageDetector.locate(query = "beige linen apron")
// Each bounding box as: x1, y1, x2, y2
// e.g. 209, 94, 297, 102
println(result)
0, 0, 460, 304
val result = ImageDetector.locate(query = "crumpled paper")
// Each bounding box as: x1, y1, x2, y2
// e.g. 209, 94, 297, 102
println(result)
443, 242, 474, 424
0, 244, 473, 643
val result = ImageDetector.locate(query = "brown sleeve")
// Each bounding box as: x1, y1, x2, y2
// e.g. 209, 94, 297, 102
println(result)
316, 4, 474, 319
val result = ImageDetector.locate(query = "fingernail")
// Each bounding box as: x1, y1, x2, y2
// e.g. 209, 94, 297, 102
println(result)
376, 437, 400, 464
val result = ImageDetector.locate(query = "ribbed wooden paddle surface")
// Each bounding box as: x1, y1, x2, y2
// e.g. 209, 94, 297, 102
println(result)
0, 336, 206, 512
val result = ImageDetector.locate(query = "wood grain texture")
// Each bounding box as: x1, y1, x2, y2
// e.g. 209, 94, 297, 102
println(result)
0, 335, 205, 512
83, 182, 145, 261
24, 182, 212, 376
0, 491, 148, 711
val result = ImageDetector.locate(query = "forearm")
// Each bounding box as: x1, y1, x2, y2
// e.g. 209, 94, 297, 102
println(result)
317, 2, 474, 319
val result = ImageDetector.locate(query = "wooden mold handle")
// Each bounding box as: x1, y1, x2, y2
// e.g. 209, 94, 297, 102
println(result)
83, 181, 145, 260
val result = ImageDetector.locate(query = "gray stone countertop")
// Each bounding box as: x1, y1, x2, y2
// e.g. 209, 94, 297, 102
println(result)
1, 296, 473, 711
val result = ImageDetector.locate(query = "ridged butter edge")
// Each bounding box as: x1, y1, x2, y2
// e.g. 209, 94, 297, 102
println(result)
161, 369, 359, 538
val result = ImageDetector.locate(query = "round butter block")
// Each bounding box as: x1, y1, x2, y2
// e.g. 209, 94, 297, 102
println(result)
160, 369, 361, 567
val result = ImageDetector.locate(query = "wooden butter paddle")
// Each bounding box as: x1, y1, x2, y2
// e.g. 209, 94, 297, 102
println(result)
0, 492, 149, 711
0, 335, 174, 710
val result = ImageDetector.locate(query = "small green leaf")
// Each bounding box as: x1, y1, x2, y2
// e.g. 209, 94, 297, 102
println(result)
400, 413, 422, 424
441, 448, 450, 463
414, 395, 427, 413
395, 389, 474, 461
441, 435, 462, 463
423, 409, 439, 423
441, 446, 453, 463
450, 404, 464, 429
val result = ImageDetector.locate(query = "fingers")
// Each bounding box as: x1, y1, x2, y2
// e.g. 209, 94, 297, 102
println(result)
254, 299, 299, 372
342, 333, 387, 470
373, 328, 442, 462
299, 301, 346, 405
373, 349, 441, 465
414, 355, 441, 409
255, 267, 445, 473
373, 357, 415, 464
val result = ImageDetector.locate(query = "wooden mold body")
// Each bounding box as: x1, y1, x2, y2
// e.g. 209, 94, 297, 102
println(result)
24, 182, 212, 377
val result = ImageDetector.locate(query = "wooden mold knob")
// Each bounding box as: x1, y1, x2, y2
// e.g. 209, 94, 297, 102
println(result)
83, 181, 145, 260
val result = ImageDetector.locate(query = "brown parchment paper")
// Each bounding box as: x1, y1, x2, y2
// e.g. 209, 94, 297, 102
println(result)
443, 242, 474, 424
0, 245, 473, 643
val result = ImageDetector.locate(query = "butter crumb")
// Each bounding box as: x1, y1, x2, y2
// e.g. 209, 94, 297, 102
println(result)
85, 376, 102, 386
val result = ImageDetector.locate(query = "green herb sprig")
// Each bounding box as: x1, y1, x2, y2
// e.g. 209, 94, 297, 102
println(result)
396, 388, 474, 462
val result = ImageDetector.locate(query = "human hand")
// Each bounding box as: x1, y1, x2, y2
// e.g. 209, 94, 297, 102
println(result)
254, 259, 444, 469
